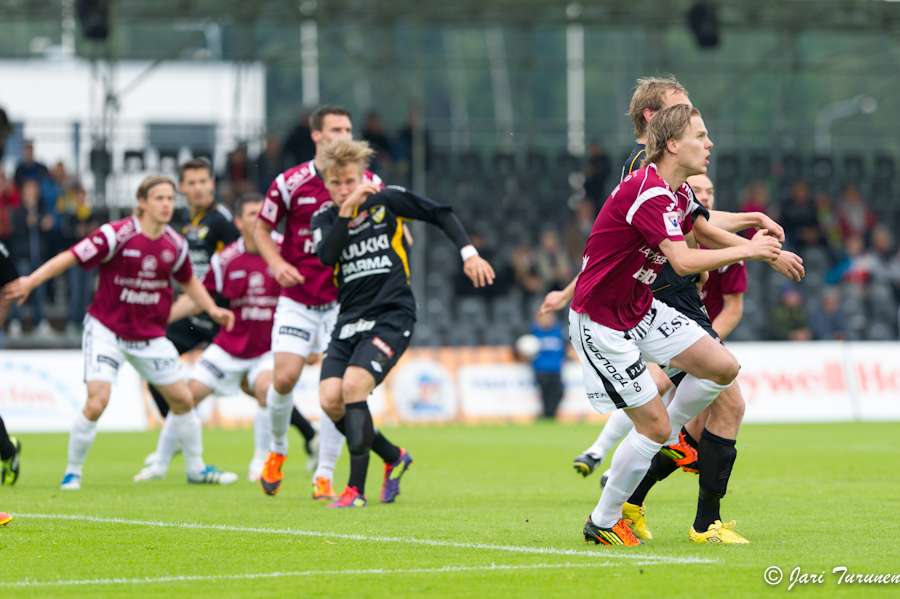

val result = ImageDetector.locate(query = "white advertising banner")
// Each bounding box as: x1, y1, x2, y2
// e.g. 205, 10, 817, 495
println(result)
0, 350, 146, 432
843, 342, 900, 421
457, 363, 542, 420
389, 359, 458, 423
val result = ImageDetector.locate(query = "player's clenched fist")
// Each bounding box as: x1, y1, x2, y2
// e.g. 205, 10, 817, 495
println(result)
748, 229, 781, 262
208, 306, 236, 333
273, 262, 305, 288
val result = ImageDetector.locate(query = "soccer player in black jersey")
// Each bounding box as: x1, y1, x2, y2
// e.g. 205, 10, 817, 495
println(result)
542, 75, 805, 542
0, 242, 22, 492
312, 139, 494, 508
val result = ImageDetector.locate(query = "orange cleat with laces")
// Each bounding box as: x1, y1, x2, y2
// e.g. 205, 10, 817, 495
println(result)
260, 452, 287, 496
583, 517, 643, 546
313, 476, 337, 501
660, 430, 699, 473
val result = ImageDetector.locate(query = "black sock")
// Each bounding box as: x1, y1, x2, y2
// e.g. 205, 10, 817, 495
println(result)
694, 429, 737, 531
344, 402, 374, 496
148, 384, 169, 418
291, 407, 316, 444
681, 426, 698, 449
334, 416, 346, 435
371, 427, 401, 465
0, 416, 14, 461
627, 453, 679, 505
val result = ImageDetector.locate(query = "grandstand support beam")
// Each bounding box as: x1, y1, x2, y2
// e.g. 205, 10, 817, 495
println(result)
300, 18, 319, 108
411, 22, 428, 321
443, 29, 471, 152
566, 4, 585, 156
814, 95, 877, 153
486, 27, 515, 153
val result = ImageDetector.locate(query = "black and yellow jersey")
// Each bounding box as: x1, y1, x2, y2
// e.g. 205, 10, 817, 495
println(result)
313, 186, 470, 321
181, 202, 240, 281
0, 241, 18, 286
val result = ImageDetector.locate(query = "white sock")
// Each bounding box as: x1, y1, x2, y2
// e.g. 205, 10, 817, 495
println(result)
665, 375, 731, 445
591, 430, 663, 528
65, 413, 98, 476
151, 414, 181, 474
267, 385, 294, 456
584, 410, 634, 460
253, 406, 272, 461
168, 411, 206, 478
313, 412, 344, 482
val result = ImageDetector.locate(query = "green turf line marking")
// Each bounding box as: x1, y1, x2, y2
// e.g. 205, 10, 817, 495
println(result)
12, 513, 716, 564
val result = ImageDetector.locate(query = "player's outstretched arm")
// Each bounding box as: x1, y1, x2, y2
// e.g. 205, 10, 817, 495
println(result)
254, 219, 304, 288
3, 250, 78, 306
706, 209, 785, 242
659, 229, 781, 276
694, 217, 804, 280
770, 250, 805, 281
168, 293, 203, 324
538, 274, 578, 316
711, 293, 744, 340
177, 276, 235, 332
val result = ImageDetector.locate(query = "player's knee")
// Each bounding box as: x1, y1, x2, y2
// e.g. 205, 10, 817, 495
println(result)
273, 369, 299, 395
83, 394, 109, 421
647, 421, 671, 444
710, 355, 740, 386
341, 378, 369, 404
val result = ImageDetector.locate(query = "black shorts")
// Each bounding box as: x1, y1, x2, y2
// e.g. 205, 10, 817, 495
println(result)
166, 314, 219, 355
320, 310, 415, 385
657, 290, 720, 387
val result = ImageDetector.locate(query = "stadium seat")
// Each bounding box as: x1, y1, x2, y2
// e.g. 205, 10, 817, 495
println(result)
866, 322, 894, 341
843, 155, 865, 182
526, 150, 548, 175
123, 150, 145, 172
445, 324, 479, 347
426, 298, 453, 329
867, 284, 897, 324
411, 323, 442, 348
874, 154, 895, 182
458, 297, 489, 327
483, 324, 514, 347
492, 294, 525, 327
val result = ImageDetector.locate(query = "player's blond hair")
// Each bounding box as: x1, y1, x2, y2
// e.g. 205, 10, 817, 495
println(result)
628, 75, 690, 139
641, 105, 702, 169
320, 139, 375, 176
133, 175, 176, 216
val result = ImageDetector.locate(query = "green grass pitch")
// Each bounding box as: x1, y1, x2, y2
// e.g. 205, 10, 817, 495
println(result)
1, 421, 898, 598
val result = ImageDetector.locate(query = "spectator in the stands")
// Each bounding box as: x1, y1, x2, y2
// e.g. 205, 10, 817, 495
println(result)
780, 180, 820, 251
393, 107, 431, 172
768, 285, 812, 341
0, 168, 20, 244
738, 180, 772, 238
534, 229, 572, 292
13, 140, 50, 189
563, 199, 595, 265
60, 184, 99, 333
282, 109, 316, 166
810, 288, 854, 341
253, 134, 286, 193
225, 145, 250, 187
825, 234, 869, 287
510, 244, 543, 295
836, 183, 877, 241
582, 140, 611, 211
455, 231, 511, 298
0, 106, 11, 162
362, 112, 392, 172
9, 179, 53, 336
815, 189, 844, 258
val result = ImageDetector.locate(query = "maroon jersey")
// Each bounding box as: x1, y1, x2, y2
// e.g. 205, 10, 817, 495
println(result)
205, 234, 282, 359
71, 216, 192, 340
259, 159, 382, 306
571, 164, 694, 330
699, 253, 748, 322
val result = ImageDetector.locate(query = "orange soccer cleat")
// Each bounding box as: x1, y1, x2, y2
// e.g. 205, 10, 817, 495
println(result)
260, 452, 287, 496
660, 430, 699, 473
313, 476, 337, 501
583, 517, 643, 546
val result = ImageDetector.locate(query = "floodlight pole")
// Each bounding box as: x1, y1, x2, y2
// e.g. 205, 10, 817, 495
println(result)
814, 95, 877, 154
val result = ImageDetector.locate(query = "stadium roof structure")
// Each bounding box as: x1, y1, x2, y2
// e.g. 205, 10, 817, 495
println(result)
5, 0, 900, 31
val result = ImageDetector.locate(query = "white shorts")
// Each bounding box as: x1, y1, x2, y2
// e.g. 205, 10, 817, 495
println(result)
189, 344, 274, 396
270, 296, 339, 358
82, 315, 183, 386
569, 299, 707, 414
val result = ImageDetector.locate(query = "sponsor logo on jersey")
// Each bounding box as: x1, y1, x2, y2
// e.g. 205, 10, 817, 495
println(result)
278, 326, 311, 340
123, 248, 141, 258
339, 318, 376, 339
342, 234, 390, 261
349, 211, 369, 228
242, 305, 273, 321
371, 336, 394, 358
73, 238, 99, 262
229, 270, 247, 280
199, 359, 225, 379
92, 235, 105, 245
261, 198, 279, 221
663, 211, 682, 236
154, 358, 179, 372
295, 197, 317, 205
342, 255, 392, 281
248, 272, 265, 288
96, 355, 120, 370
161, 249, 174, 263
626, 358, 647, 380
284, 169, 310, 193
370, 360, 383, 373
141, 255, 158, 272
119, 288, 161, 305
370, 206, 386, 223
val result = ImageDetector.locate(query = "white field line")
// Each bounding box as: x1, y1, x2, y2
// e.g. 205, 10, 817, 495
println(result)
1, 562, 621, 588
12, 512, 715, 564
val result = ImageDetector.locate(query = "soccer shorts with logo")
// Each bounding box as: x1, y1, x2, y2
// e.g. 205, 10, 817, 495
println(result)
569, 299, 707, 414
655, 289, 720, 385
320, 310, 415, 385
165, 313, 219, 355
270, 296, 339, 358
82, 315, 184, 386
189, 344, 274, 396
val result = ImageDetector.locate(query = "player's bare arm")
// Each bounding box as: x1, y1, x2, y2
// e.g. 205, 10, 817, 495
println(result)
177, 276, 235, 332
659, 229, 780, 276
693, 217, 804, 280
4, 250, 78, 305
253, 219, 305, 288
463, 252, 495, 288
705, 209, 785, 242
711, 293, 743, 339
167, 293, 204, 324
337, 181, 381, 217
539, 274, 579, 315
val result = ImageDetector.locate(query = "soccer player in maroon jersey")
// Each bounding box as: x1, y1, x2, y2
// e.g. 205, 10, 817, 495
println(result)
571, 105, 781, 545
5, 176, 236, 490
134, 194, 282, 483
253, 105, 384, 499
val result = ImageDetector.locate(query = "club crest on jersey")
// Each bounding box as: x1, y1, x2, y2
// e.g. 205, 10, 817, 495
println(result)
370, 206, 386, 223
197, 225, 209, 240
248, 272, 265, 288
161, 249, 174, 263
141, 255, 158, 272
663, 212, 681, 236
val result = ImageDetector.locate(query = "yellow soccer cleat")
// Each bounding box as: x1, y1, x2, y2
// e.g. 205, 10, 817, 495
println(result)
690, 520, 750, 544
622, 502, 653, 540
